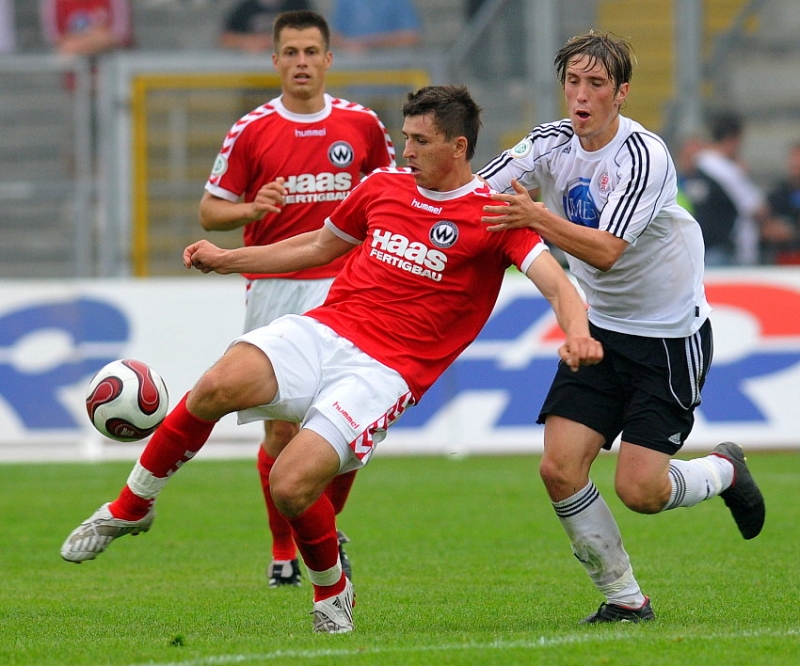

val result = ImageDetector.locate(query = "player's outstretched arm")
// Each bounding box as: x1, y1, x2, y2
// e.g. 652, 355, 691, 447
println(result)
483, 179, 627, 271
184, 227, 354, 275
524, 250, 603, 371
199, 179, 286, 232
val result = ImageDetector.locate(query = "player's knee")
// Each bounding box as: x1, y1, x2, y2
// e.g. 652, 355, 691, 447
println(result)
539, 458, 578, 497
264, 421, 299, 452
269, 471, 314, 519
189, 367, 241, 419
615, 481, 666, 514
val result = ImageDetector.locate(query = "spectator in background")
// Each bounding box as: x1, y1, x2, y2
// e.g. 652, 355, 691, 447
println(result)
685, 111, 790, 266
331, 0, 421, 52
219, 0, 311, 53
765, 140, 800, 264
465, 0, 483, 18
39, 0, 133, 57
674, 133, 707, 215
0, 0, 16, 54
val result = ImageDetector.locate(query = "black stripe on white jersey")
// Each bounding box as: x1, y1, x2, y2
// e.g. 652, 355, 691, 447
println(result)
607, 132, 650, 238
477, 121, 573, 187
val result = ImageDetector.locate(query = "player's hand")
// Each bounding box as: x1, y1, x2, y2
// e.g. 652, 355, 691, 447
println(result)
183, 240, 230, 274
249, 178, 286, 221
482, 178, 546, 231
558, 335, 604, 372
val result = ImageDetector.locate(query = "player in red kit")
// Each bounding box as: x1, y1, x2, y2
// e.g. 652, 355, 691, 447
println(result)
40, 0, 133, 56
199, 10, 395, 587
61, 85, 603, 634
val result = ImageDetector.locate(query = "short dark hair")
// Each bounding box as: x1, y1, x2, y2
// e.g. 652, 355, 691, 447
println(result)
708, 111, 742, 143
402, 85, 482, 160
273, 10, 330, 51
554, 31, 634, 90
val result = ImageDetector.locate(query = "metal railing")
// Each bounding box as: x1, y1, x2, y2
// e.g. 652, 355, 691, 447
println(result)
0, 55, 94, 278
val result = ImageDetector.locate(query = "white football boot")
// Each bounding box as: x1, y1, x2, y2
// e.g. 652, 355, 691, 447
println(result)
311, 578, 355, 634
61, 502, 155, 563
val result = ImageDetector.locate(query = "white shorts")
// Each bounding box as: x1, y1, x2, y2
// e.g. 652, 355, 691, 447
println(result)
243, 278, 334, 333
233, 315, 414, 473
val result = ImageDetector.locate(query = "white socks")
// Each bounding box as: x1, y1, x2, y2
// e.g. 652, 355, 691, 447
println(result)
551, 454, 735, 607
553, 481, 645, 607
306, 559, 343, 587
663, 454, 734, 511
126, 460, 169, 500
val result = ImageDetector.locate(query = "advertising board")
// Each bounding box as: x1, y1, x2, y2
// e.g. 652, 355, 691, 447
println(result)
1, 269, 798, 461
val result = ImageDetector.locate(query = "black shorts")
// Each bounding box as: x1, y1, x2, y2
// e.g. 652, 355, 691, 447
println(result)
537, 319, 713, 454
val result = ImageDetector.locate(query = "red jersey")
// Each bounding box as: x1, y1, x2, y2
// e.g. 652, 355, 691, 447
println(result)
40, 0, 133, 47
308, 169, 547, 401
205, 93, 396, 280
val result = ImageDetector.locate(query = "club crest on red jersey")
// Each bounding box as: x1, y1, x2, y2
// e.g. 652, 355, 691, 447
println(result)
429, 220, 458, 248
328, 141, 354, 168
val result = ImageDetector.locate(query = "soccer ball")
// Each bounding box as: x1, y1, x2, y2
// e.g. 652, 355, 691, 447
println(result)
85, 359, 169, 441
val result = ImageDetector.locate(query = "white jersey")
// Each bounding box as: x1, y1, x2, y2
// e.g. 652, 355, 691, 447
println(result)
479, 115, 711, 338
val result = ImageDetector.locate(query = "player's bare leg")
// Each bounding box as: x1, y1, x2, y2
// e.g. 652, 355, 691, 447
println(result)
61, 343, 276, 562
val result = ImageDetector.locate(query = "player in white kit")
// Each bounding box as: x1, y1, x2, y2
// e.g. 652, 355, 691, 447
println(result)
200, 10, 396, 587
478, 31, 765, 623
60, 85, 603, 633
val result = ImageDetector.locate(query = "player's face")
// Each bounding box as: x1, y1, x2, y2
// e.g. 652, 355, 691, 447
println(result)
402, 113, 464, 192
563, 55, 628, 151
273, 27, 332, 111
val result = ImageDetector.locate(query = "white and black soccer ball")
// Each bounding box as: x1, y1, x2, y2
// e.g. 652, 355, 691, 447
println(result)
85, 359, 169, 442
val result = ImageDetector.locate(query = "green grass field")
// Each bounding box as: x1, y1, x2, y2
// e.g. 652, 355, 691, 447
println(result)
1, 450, 798, 665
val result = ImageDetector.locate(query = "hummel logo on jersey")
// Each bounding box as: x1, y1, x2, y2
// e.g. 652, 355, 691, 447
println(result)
411, 198, 442, 215
328, 141, 355, 168
295, 128, 326, 138
370, 229, 446, 282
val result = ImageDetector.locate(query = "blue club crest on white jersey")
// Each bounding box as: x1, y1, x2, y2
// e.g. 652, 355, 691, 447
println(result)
563, 177, 599, 228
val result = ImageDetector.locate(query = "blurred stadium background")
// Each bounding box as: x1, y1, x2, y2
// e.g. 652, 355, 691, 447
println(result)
2, 0, 798, 278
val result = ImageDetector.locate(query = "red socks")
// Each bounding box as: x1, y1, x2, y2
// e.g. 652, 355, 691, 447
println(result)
110, 393, 216, 520
257, 447, 297, 560
286, 495, 345, 601
111, 485, 153, 521
324, 470, 357, 514
137, 393, 215, 477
